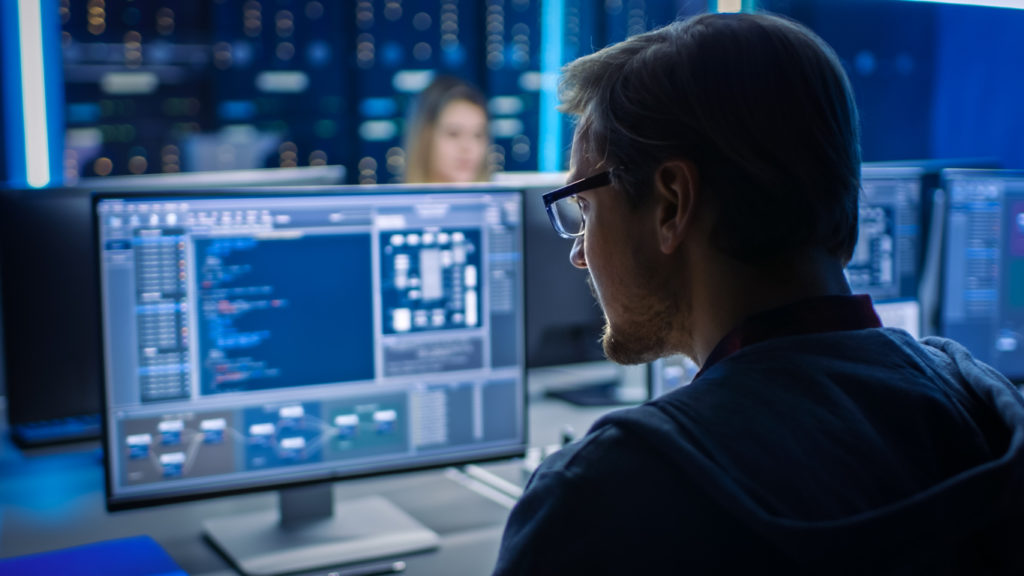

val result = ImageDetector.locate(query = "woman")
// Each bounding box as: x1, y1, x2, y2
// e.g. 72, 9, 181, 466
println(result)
404, 75, 491, 183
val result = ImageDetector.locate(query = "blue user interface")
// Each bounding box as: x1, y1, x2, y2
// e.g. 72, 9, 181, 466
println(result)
847, 167, 923, 303
97, 188, 525, 505
847, 166, 924, 336
942, 170, 1024, 381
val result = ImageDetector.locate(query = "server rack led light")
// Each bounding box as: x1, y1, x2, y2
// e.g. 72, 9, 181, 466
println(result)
538, 0, 565, 172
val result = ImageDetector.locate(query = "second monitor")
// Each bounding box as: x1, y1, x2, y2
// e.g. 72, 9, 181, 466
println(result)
95, 185, 526, 574
940, 169, 1024, 384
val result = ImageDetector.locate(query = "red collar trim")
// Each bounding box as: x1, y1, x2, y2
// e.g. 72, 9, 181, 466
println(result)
696, 294, 882, 379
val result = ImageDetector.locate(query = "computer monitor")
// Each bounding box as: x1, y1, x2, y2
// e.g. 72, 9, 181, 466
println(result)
94, 185, 526, 575
939, 169, 1024, 384
0, 167, 346, 447
847, 166, 925, 337
863, 159, 1002, 337
77, 164, 346, 191
0, 188, 101, 444
647, 354, 700, 400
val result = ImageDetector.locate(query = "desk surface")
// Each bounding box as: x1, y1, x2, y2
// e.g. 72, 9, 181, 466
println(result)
0, 385, 625, 576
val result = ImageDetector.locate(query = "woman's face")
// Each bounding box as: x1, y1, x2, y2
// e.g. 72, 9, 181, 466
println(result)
430, 99, 489, 183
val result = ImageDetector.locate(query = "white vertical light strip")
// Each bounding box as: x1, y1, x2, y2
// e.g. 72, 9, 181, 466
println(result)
715, 0, 745, 12
17, 0, 51, 188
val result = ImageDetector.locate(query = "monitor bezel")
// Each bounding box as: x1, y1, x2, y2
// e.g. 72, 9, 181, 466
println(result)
92, 183, 529, 511
77, 164, 347, 191
860, 165, 927, 180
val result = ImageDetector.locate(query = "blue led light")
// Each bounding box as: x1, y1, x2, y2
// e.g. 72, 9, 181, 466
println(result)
442, 43, 467, 68
538, 0, 564, 171
360, 97, 399, 119
307, 40, 332, 67
219, 100, 258, 121
67, 102, 102, 124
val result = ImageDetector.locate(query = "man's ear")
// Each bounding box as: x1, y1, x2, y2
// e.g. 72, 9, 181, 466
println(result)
653, 159, 699, 254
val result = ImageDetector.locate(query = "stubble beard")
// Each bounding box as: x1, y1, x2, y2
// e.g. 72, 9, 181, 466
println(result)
587, 274, 683, 365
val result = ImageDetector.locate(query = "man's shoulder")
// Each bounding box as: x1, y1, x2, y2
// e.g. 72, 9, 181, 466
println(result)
496, 401, 776, 576
700, 326, 925, 380
700, 327, 1015, 400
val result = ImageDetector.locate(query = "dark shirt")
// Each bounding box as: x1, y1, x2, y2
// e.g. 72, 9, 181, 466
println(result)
698, 293, 882, 376
493, 295, 1024, 575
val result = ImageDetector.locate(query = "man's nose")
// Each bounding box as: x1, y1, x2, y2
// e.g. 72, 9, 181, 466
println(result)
570, 235, 587, 269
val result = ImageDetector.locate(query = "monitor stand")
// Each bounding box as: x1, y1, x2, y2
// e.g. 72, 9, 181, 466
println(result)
534, 361, 648, 407
544, 380, 635, 406
10, 413, 101, 447
204, 483, 440, 576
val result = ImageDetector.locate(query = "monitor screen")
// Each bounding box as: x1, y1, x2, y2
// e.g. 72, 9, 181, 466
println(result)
647, 354, 700, 400
494, 171, 606, 368
848, 166, 924, 337
96, 186, 526, 515
940, 170, 1024, 383
863, 159, 1003, 338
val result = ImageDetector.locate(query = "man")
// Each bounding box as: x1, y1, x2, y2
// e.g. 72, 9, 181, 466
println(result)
493, 12, 1024, 575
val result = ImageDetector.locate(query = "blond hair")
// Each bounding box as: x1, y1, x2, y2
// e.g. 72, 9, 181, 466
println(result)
404, 76, 492, 183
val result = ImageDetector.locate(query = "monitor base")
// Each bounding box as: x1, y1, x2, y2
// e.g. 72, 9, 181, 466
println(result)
10, 413, 101, 448
204, 487, 439, 576
544, 381, 639, 407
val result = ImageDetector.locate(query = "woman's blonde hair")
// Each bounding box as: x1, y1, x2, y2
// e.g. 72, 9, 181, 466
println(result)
404, 75, 492, 183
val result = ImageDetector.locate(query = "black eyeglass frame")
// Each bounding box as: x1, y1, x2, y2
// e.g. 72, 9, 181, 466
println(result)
541, 170, 614, 238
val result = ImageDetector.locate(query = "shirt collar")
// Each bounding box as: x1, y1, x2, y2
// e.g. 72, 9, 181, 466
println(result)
696, 294, 882, 379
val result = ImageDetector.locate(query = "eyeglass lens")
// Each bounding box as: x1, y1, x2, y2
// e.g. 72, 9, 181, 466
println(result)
552, 196, 585, 237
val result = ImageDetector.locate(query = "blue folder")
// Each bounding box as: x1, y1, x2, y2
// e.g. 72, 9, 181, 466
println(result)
0, 535, 187, 576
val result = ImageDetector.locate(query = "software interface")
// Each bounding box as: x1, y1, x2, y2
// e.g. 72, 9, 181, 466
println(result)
847, 168, 923, 335
97, 189, 525, 504
942, 172, 1024, 380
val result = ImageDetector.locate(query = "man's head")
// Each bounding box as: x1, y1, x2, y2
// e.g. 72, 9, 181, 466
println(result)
555, 12, 861, 364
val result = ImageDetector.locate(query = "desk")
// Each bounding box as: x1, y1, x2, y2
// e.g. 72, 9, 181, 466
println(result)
0, 388, 625, 575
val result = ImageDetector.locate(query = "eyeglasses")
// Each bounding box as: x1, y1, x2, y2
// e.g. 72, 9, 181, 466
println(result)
541, 170, 613, 238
